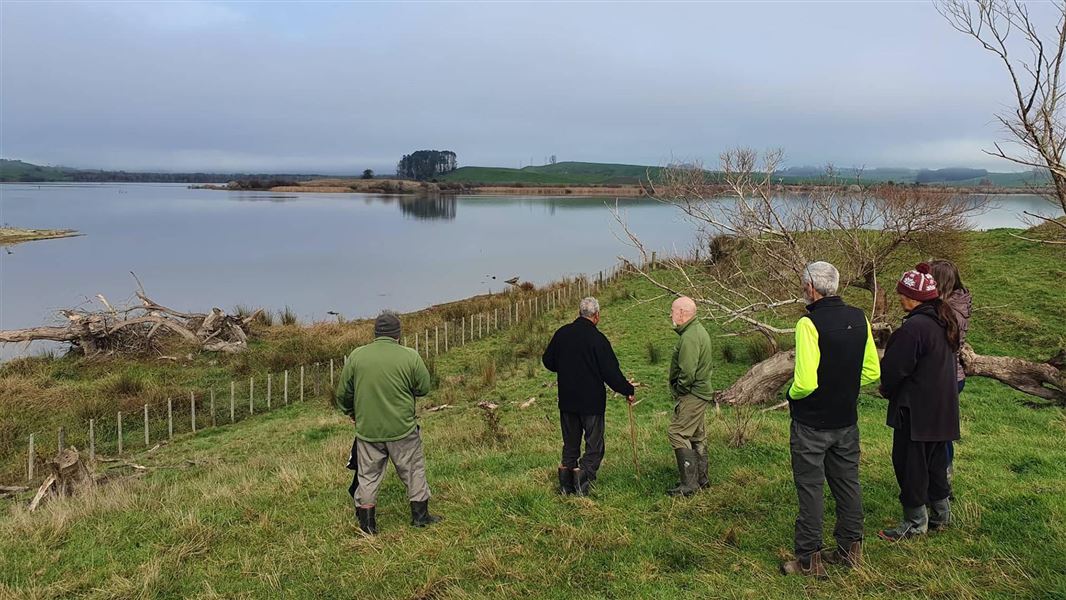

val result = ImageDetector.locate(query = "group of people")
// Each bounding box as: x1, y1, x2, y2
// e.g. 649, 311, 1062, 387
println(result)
333, 258, 972, 580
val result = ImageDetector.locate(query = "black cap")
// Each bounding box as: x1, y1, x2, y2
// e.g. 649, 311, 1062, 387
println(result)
374, 311, 401, 340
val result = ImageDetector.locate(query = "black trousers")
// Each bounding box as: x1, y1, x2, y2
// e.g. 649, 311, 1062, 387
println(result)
560, 412, 605, 479
790, 420, 864, 556
891, 409, 950, 508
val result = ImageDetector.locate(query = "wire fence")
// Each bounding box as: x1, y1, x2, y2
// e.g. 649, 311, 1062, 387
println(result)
17, 263, 631, 486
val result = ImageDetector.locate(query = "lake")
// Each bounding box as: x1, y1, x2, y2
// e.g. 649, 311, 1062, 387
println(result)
0, 183, 1056, 359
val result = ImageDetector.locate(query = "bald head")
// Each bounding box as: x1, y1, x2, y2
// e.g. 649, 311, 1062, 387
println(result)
671, 296, 697, 327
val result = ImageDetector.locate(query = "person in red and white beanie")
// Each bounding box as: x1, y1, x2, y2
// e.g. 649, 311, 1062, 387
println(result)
878, 262, 962, 542
896, 262, 939, 303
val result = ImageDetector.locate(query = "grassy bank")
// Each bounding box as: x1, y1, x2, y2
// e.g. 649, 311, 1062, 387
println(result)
0, 227, 79, 246
1, 230, 1064, 598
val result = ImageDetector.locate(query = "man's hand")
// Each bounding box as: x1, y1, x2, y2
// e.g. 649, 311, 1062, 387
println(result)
626, 394, 636, 406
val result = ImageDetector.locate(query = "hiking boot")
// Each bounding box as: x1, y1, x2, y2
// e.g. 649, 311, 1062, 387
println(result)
557, 466, 576, 495
878, 505, 928, 541
356, 506, 377, 535
692, 441, 710, 489
928, 498, 952, 532
410, 500, 442, 528
666, 448, 699, 497
823, 540, 863, 569
780, 551, 827, 579
573, 468, 592, 496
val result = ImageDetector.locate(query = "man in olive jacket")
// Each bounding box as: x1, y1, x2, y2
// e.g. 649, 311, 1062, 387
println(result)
666, 296, 714, 497
335, 311, 440, 535
543, 297, 635, 496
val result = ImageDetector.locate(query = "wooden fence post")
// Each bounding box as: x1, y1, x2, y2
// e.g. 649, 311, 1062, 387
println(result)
117, 412, 123, 455
249, 377, 254, 415
300, 366, 305, 402
144, 404, 149, 446
191, 392, 197, 433
444, 322, 449, 352
329, 359, 334, 388
462, 316, 466, 345
89, 418, 95, 461
435, 327, 439, 355
495, 308, 499, 330
284, 370, 289, 405
267, 374, 272, 410
27, 434, 35, 481
425, 329, 429, 356
230, 381, 236, 423
167, 398, 173, 440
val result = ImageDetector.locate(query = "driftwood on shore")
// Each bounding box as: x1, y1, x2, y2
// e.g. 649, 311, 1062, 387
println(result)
0, 275, 256, 355
717, 344, 1066, 407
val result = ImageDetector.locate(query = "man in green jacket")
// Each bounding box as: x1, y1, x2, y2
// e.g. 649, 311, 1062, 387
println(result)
335, 311, 440, 535
667, 296, 714, 497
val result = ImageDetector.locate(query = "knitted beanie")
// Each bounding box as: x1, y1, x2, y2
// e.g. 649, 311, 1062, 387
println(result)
897, 262, 939, 302
374, 311, 402, 340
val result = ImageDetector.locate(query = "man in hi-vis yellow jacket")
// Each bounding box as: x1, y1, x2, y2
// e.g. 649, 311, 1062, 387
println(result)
780, 262, 881, 579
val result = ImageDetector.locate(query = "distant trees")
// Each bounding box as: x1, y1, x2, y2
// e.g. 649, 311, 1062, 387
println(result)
550, 155, 558, 165
362, 169, 374, 180
915, 167, 988, 183
396, 150, 457, 181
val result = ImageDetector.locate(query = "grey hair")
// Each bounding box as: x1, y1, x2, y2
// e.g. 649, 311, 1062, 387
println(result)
579, 297, 600, 318
801, 261, 840, 296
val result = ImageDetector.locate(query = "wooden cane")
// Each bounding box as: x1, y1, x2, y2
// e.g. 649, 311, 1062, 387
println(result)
627, 400, 640, 477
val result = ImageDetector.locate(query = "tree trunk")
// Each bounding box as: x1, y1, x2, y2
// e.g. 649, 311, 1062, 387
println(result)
719, 344, 1065, 407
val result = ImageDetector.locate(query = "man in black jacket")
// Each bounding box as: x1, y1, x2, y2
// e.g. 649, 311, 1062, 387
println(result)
543, 296, 635, 496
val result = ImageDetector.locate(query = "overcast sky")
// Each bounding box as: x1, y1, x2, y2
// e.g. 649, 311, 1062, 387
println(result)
0, 1, 1055, 174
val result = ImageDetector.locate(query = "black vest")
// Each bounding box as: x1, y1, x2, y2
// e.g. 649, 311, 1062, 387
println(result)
789, 296, 869, 430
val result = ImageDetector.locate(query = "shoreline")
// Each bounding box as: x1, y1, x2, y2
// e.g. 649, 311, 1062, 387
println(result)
0, 227, 80, 246
191, 179, 1053, 198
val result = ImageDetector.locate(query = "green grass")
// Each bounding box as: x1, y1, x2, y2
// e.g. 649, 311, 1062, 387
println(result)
440, 161, 663, 185
1, 231, 1064, 598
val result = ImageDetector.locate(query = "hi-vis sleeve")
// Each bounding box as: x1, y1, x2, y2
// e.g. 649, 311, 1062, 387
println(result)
861, 318, 881, 386
787, 316, 820, 400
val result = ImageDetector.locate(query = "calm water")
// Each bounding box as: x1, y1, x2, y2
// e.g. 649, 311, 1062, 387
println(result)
0, 183, 1056, 358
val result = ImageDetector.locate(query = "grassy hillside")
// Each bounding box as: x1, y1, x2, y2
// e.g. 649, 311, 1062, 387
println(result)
0, 159, 74, 182
1, 230, 1063, 598
441, 162, 663, 185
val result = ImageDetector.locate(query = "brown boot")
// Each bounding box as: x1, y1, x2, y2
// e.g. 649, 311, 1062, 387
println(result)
824, 540, 862, 569
780, 551, 827, 579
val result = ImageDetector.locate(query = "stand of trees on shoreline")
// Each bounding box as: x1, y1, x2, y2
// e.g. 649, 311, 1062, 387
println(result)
396, 150, 457, 181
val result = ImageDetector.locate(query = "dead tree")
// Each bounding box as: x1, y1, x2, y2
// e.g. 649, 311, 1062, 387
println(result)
0, 275, 256, 355
28, 447, 94, 512
616, 148, 1063, 407
938, 0, 1066, 244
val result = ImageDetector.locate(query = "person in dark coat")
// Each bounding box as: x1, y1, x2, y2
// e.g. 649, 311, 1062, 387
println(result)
542, 296, 635, 496
879, 263, 961, 541
930, 259, 971, 493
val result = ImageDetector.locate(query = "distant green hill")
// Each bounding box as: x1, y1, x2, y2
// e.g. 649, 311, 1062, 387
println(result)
2, 157, 1049, 188
0, 159, 322, 183
441, 162, 664, 185
0, 159, 74, 182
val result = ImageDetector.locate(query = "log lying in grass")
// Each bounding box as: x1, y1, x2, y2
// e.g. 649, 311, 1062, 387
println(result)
0, 279, 256, 355
718, 344, 1066, 407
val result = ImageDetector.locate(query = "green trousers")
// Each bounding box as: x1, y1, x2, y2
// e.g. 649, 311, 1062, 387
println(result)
668, 393, 708, 450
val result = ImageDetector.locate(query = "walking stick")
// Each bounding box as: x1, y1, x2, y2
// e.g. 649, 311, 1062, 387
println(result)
627, 399, 640, 477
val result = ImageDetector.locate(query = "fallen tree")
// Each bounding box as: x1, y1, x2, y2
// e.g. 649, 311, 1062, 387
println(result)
616, 148, 1063, 408
716, 344, 1066, 408
0, 275, 256, 355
